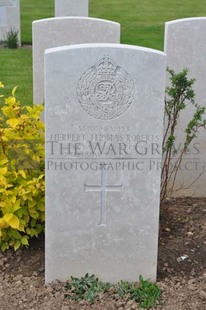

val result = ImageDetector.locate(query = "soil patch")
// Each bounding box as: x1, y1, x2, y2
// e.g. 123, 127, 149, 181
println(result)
0, 197, 206, 309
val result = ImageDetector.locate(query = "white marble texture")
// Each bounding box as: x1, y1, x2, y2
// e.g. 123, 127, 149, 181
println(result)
45, 43, 166, 284
32, 17, 120, 104
55, 0, 88, 17
164, 17, 206, 197
0, 0, 20, 44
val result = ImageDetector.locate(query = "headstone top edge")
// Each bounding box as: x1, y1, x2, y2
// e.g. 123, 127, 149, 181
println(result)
32, 16, 120, 26
0, 0, 18, 6
45, 43, 166, 57
165, 16, 206, 26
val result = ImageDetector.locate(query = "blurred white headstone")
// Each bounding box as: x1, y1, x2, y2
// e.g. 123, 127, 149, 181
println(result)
0, 0, 20, 45
55, 0, 88, 17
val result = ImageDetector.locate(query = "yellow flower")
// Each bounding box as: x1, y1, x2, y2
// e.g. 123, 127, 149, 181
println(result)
0, 82, 4, 97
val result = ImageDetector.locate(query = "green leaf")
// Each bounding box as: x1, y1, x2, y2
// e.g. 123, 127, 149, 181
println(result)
14, 240, 21, 251
4, 214, 20, 229
21, 236, 29, 246
11, 229, 21, 239
1, 242, 9, 252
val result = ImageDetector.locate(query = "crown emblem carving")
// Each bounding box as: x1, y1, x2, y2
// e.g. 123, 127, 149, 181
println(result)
95, 56, 117, 75
77, 56, 134, 120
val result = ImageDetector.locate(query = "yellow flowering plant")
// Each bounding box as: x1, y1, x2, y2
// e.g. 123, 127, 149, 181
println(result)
0, 83, 45, 251
0, 82, 4, 98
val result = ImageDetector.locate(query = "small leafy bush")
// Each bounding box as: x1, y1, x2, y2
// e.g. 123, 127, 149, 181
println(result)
0, 83, 45, 251
0, 28, 19, 49
161, 68, 206, 200
64, 274, 161, 309
116, 275, 161, 309
131, 275, 161, 309
116, 279, 133, 296
64, 273, 111, 302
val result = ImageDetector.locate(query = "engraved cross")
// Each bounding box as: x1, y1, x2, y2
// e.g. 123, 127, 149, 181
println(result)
84, 164, 123, 226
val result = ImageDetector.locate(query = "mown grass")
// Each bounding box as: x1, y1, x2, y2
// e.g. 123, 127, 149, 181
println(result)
21, 0, 54, 44
0, 49, 32, 104
90, 0, 206, 49
1, 0, 206, 103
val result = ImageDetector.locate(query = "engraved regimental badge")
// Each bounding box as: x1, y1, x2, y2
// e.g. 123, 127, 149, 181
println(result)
77, 56, 134, 120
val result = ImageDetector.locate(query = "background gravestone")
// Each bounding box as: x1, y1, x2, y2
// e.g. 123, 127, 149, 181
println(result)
45, 43, 166, 284
55, 0, 88, 17
164, 17, 206, 197
32, 17, 120, 105
0, 0, 20, 44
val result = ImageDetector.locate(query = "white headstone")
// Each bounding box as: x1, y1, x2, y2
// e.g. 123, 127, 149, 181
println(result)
0, 0, 20, 44
32, 17, 120, 105
0, 7, 6, 26
55, 0, 88, 17
45, 43, 166, 284
164, 17, 206, 197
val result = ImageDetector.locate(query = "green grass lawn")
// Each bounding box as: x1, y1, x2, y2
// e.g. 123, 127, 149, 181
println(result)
21, 0, 54, 44
1, 0, 206, 104
0, 49, 32, 104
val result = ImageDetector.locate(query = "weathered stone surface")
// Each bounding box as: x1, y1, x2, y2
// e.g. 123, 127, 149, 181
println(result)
164, 17, 206, 197
45, 43, 166, 284
32, 17, 120, 104
55, 0, 88, 17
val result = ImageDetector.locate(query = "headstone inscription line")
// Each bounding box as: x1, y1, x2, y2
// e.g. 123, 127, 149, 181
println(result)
164, 17, 206, 197
84, 164, 123, 226
45, 43, 166, 284
32, 17, 120, 105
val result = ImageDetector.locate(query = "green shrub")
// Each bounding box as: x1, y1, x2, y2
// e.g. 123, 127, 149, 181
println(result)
161, 68, 206, 200
116, 275, 161, 309
0, 28, 19, 49
65, 273, 111, 302
0, 83, 45, 251
64, 274, 162, 309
